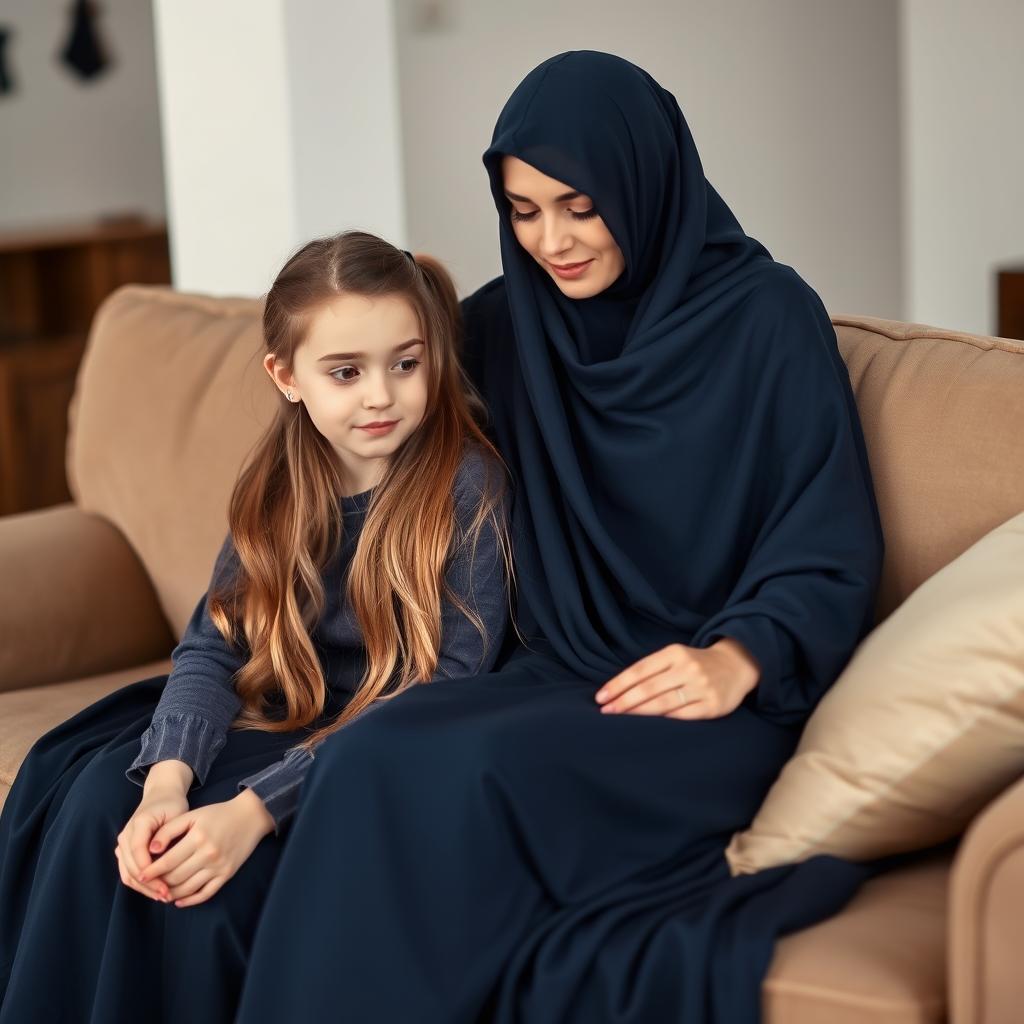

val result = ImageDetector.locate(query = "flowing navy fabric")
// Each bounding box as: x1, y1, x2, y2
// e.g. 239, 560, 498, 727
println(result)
474, 50, 885, 719
1, 50, 891, 1024
228, 50, 889, 1023
0, 677, 354, 1023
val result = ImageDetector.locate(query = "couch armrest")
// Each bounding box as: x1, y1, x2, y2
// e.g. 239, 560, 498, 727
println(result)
949, 773, 1024, 1024
0, 503, 174, 693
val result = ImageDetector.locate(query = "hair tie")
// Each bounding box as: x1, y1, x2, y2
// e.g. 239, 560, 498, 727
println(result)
402, 249, 415, 263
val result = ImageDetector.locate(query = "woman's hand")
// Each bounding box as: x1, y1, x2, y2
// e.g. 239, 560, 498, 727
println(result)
115, 783, 190, 903
594, 638, 761, 720
133, 790, 276, 908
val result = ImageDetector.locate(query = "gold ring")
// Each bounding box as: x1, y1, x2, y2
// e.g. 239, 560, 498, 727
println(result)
676, 685, 687, 707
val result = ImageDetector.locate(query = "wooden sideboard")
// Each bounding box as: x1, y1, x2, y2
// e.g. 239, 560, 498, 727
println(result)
997, 266, 1024, 342
0, 217, 171, 515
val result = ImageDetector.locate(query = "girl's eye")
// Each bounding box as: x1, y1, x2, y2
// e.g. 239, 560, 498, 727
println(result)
330, 358, 421, 384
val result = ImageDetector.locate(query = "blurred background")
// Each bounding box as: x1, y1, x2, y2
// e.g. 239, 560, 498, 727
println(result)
0, 0, 1021, 515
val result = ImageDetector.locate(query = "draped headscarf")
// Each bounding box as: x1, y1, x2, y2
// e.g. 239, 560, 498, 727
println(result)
464, 50, 884, 723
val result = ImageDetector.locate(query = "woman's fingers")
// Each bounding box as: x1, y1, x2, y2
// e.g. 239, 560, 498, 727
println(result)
596, 648, 677, 704
667, 700, 712, 720
600, 669, 687, 714
626, 686, 699, 717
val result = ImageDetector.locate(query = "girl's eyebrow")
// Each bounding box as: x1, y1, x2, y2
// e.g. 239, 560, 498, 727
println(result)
317, 339, 424, 362
505, 190, 583, 203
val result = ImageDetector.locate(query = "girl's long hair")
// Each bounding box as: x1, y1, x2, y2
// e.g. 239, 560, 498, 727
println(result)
207, 230, 519, 756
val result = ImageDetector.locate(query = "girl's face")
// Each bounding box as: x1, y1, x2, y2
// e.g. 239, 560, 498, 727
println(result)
264, 293, 429, 491
501, 155, 625, 299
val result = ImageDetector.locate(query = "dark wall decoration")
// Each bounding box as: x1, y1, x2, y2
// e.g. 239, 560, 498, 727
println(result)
0, 26, 14, 95
60, 0, 110, 82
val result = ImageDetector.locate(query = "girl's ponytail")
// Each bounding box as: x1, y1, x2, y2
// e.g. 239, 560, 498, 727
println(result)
407, 252, 462, 343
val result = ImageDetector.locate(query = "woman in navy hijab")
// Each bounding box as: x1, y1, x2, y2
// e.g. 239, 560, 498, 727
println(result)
234, 51, 885, 1022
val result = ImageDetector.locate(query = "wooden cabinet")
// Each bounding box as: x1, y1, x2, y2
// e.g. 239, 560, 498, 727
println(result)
997, 267, 1024, 342
0, 218, 171, 515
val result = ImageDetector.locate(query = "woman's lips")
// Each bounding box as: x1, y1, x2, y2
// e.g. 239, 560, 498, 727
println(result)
549, 259, 594, 279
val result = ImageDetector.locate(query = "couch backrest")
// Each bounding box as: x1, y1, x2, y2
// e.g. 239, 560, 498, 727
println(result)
67, 285, 1024, 639
835, 314, 1024, 622
68, 286, 273, 637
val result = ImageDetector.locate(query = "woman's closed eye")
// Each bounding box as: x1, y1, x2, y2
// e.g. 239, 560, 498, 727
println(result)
330, 358, 421, 384
509, 207, 600, 223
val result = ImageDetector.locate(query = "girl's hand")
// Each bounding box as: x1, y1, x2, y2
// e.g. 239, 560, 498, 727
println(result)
115, 784, 190, 903
135, 790, 275, 908
594, 639, 761, 720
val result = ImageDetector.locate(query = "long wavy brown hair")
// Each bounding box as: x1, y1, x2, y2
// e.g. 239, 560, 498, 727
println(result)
207, 230, 519, 756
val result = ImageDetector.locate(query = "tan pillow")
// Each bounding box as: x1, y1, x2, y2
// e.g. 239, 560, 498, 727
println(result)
725, 509, 1024, 876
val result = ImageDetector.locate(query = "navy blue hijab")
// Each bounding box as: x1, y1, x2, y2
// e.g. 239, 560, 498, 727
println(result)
464, 50, 884, 723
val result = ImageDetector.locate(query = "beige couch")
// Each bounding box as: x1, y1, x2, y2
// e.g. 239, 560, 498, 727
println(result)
2, 284, 1023, 1023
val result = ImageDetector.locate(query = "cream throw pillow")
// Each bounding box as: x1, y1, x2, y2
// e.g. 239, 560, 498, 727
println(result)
725, 509, 1024, 876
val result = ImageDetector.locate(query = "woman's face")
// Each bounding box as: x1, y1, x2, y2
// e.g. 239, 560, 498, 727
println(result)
501, 155, 625, 299
264, 293, 429, 491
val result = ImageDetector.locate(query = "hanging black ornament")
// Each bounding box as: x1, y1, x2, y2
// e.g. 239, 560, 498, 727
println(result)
0, 27, 14, 96
59, 0, 109, 82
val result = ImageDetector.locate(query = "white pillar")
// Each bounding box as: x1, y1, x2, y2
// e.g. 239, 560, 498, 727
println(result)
152, 0, 406, 297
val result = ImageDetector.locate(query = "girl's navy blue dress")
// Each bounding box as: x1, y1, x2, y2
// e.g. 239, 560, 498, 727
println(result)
2, 51, 889, 1023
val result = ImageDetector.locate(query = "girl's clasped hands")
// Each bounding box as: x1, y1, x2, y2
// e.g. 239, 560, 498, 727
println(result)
114, 784, 272, 908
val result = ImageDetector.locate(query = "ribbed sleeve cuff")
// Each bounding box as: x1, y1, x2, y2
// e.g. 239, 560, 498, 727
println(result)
236, 746, 316, 836
124, 713, 227, 790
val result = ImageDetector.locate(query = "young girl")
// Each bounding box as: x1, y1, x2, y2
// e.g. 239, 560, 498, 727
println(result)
0, 231, 518, 1019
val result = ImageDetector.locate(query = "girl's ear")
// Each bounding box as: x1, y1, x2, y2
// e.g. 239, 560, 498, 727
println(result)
263, 353, 295, 391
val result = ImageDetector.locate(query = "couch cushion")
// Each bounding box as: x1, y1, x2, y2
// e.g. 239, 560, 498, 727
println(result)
764, 845, 950, 1024
0, 657, 173, 814
834, 315, 1024, 624
66, 285, 273, 638
726, 509, 1024, 873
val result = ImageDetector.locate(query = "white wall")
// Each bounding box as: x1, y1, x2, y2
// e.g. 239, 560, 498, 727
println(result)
152, 0, 407, 297
285, 0, 407, 248
901, 0, 1024, 336
394, 0, 903, 320
5, 1, 1019, 334
151, 1, 297, 296
0, 0, 165, 230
